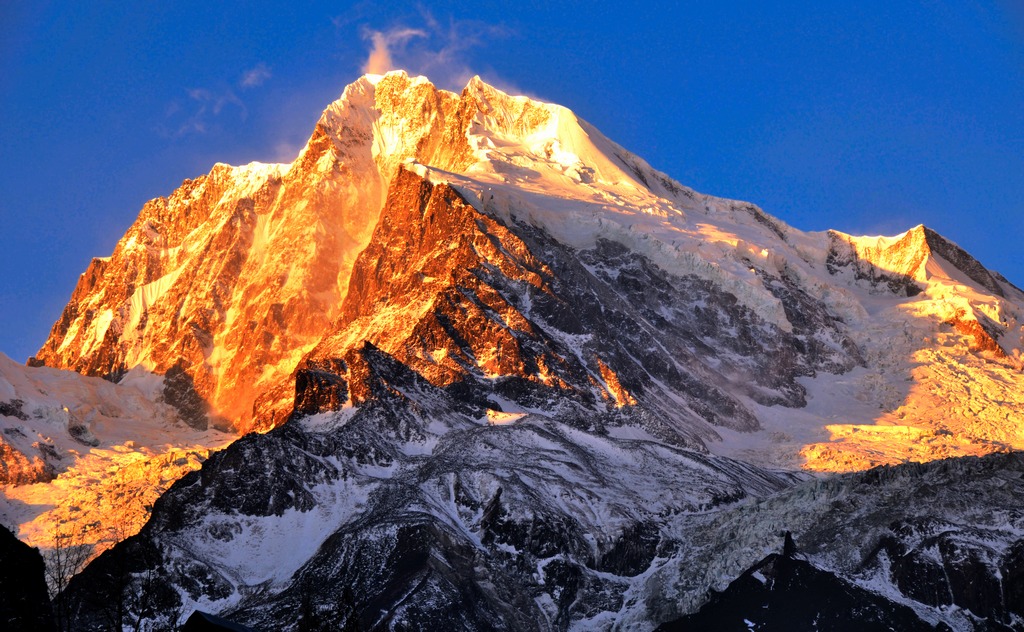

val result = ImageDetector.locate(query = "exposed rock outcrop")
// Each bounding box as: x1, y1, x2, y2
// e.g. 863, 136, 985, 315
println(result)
36, 74, 480, 432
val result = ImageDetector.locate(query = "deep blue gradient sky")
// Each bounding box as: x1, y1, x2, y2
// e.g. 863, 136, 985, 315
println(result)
2, 2, 1023, 362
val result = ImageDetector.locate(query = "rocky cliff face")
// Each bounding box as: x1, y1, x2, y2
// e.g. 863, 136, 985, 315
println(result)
63, 335, 802, 631
298, 167, 862, 452
35, 74, 475, 432
659, 548, 937, 631
645, 452, 1024, 631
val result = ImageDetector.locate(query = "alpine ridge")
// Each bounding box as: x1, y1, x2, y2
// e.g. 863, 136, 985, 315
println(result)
5, 71, 1024, 631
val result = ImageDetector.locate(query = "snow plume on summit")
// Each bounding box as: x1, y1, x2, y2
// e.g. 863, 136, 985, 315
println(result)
354, 10, 513, 91
362, 27, 426, 74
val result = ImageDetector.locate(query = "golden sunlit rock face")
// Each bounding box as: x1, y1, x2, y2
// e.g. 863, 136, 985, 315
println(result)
0, 437, 51, 485
297, 168, 642, 421
313, 169, 556, 384
33, 74, 486, 433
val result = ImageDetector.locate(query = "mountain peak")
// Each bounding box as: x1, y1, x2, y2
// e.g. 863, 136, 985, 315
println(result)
464, 73, 487, 89
34, 71, 1024, 448
827, 223, 1007, 298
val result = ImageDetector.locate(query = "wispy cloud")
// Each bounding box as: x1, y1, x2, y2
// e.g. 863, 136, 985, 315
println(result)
160, 87, 244, 138
240, 63, 272, 89
350, 11, 514, 91
160, 62, 273, 137
271, 139, 305, 163
188, 88, 245, 116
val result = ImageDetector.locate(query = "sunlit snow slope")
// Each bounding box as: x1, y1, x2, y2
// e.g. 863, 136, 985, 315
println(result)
431, 80, 1024, 472
0, 353, 233, 561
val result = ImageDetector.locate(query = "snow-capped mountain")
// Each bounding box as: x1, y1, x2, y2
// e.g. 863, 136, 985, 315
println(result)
8, 71, 1024, 630
34, 72, 1024, 467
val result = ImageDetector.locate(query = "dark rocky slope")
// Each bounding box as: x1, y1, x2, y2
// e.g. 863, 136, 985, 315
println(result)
659, 551, 940, 632
0, 524, 55, 632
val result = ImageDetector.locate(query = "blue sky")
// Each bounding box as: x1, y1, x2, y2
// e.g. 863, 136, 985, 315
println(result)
2, 1, 1023, 362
